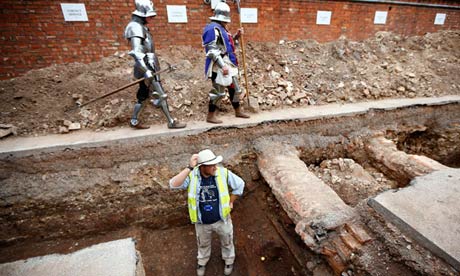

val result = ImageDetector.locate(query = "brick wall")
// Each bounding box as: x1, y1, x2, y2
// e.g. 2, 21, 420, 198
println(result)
1, 0, 459, 79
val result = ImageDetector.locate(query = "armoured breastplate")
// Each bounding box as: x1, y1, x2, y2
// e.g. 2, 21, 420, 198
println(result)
124, 17, 155, 54
142, 29, 154, 53
125, 15, 158, 78
215, 34, 226, 55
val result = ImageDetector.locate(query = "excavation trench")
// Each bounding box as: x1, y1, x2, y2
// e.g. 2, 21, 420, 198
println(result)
0, 103, 459, 275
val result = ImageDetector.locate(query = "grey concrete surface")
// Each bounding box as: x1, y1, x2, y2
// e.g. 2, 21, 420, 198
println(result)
1, 95, 459, 158
0, 238, 144, 276
368, 168, 460, 271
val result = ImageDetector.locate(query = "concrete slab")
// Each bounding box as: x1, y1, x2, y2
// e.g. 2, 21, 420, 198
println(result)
0, 238, 144, 276
368, 169, 460, 271
1, 95, 459, 158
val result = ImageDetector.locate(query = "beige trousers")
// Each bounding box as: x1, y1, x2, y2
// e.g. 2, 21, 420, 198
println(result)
194, 217, 235, 266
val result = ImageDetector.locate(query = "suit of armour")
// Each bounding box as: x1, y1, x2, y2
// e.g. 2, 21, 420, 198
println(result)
124, 1, 185, 129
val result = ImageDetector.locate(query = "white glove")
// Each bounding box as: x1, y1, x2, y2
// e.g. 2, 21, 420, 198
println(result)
143, 70, 154, 86
146, 53, 157, 70
144, 70, 153, 79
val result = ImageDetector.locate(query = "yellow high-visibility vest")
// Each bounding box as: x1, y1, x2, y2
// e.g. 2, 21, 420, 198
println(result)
187, 167, 231, 223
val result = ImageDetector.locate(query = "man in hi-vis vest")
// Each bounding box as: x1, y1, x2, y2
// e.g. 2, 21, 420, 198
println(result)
170, 149, 245, 276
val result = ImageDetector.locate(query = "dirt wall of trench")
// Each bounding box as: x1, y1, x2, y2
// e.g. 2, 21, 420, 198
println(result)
1, 103, 459, 246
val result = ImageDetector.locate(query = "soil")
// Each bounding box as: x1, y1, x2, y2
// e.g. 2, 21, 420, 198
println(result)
0, 30, 459, 137
0, 179, 331, 276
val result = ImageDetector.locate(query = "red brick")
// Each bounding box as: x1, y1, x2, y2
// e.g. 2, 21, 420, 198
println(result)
0, 0, 459, 79
345, 223, 373, 244
339, 230, 362, 251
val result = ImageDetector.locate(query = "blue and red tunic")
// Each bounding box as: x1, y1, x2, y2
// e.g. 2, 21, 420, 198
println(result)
202, 22, 238, 77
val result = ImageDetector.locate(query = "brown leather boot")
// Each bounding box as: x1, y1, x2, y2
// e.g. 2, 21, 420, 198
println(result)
130, 120, 150, 129
168, 120, 186, 129
235, 107, 250, 118
206, 111, 223, 124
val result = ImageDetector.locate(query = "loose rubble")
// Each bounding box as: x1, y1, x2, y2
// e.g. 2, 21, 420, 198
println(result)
0, 30, 459, 137
309, 158, 398, 206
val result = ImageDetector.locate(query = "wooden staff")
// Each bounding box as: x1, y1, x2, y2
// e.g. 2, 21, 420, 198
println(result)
65, 64, 177, 112
235, 0, 250, 106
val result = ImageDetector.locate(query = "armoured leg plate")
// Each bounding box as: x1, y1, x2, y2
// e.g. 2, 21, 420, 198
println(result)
210, 82, 226, 105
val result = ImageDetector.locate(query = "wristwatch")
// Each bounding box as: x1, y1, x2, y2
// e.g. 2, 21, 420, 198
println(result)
187, 165, 194, 171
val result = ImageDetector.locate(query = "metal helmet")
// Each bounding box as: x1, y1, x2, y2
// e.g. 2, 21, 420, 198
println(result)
209, 2, 231, 23
132, 0, 157, 18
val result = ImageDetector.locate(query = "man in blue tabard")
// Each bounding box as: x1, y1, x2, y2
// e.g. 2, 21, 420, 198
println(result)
202, 1, 250, 124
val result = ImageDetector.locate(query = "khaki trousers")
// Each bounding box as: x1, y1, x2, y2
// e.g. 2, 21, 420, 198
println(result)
195, 217, 235, 266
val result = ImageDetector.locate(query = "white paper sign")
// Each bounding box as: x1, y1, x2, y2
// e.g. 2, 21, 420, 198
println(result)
61, 3, 88, 21
374, 11, 388, 24
241, 8, 258, 23
316, 11, 331, 25
434, 13, 446, 25
166, 5, 187, 23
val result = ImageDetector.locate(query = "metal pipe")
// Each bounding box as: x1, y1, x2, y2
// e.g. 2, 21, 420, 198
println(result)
349, 0, 460, 10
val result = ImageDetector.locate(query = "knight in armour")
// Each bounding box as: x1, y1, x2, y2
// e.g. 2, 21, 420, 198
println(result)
202, 1, 250, 124
124, 0, 186, 129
